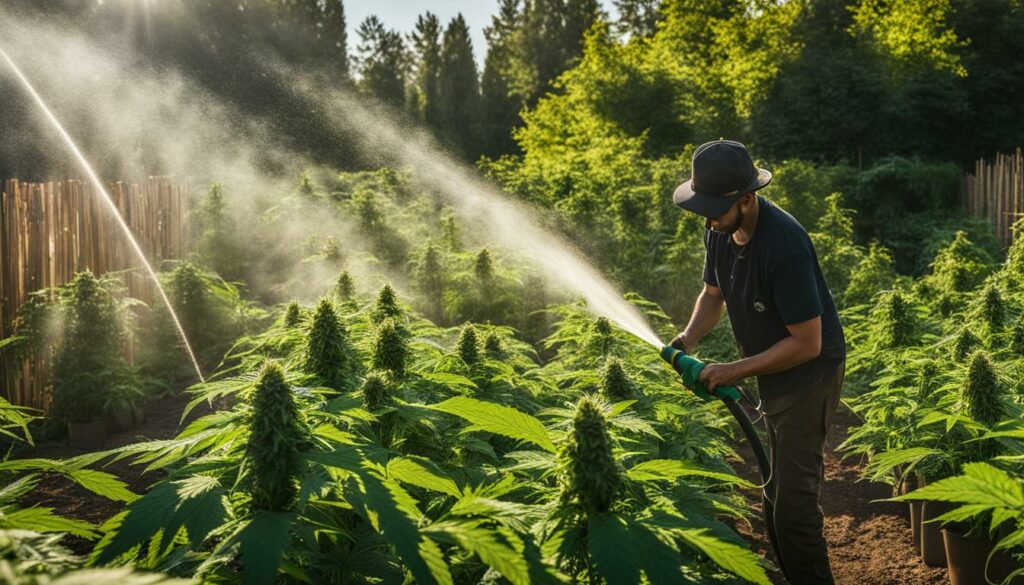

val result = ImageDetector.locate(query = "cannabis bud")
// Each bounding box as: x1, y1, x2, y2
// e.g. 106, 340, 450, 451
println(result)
962, 350, 1006, 426
284, 301, 303, 327
371, 283, 403, 324
372, 318, 409, 378
456, 323, 481, 365
246, 362, 308, 512
561, 396, 623, 515
305, 298, 356, 391
599, 357, 636, 401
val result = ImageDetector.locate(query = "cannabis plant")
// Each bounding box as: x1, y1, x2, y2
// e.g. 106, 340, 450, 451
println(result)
304, 298, 358, 391
52, 271, 138, 424
962, 350, 1006, 427
952, 328, 982, 360
333, 270, 355, 302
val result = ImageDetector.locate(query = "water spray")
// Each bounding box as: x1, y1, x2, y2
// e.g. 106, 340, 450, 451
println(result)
660, 344, 790, 580
0, 45, 205, 383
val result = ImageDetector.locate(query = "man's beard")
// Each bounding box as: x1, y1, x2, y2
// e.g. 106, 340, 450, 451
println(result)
708, 206, 745, 235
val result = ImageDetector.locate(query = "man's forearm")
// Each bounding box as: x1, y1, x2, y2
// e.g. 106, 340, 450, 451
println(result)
681, 290, 724, 347
733, 336, 820, 379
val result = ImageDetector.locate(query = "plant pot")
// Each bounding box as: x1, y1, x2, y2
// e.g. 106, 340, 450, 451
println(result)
132, 403, 146, 426
898, 475, 920, 527
943, 528, 1024, 585
67, 420, 106, 449
106, 409, 135, 433
910, 500, 924, 555
921, 501, 951, 568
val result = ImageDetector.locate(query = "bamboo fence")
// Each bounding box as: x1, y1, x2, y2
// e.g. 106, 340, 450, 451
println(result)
0, 177, 188, 411
961, 147, 1024, 249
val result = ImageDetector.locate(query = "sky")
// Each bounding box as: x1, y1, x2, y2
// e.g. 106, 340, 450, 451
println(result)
345, 1, 619, 67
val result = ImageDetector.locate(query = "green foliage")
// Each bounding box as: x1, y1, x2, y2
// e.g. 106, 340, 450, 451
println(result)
372, 318, 409, 378
51, 271, 139, 424
809, 193, 864, 296
845, 242, 897, 307
925, 231, 993, 296
245, 362, 308, 512
953, 329, 981, 361
304, 299, 358, 391
870, 290, 918, 350
354, 16, 407, 108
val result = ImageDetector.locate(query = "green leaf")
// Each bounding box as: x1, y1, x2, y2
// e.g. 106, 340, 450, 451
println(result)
237, 511, 294, 585
426, 396, 555, 453
425, 520, 536, 585
588, 514, 684, 585
387, 456, 461, 498
65, 469, 139, 503
47, 567, 191, 584
3, 507, 98, 538
676, 527, 771, 585
346, 471, 453, 585
626, 459, 754, 488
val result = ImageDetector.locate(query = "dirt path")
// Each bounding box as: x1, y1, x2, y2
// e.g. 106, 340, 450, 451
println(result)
732, 404, 948, 585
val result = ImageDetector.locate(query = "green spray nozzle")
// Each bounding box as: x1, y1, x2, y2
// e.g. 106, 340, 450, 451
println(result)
660, 345, 741, 402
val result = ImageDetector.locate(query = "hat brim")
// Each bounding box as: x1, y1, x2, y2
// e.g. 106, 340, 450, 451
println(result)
672, 168, 773, 218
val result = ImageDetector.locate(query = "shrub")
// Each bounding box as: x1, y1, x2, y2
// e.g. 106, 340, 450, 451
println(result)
245, 362, 308, 512
844, 242, 896, 307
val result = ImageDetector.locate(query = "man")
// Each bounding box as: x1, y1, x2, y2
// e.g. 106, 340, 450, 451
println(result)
669, 139, 846, 585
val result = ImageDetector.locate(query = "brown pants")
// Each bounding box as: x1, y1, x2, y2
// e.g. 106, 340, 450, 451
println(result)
761, 360, 845, 585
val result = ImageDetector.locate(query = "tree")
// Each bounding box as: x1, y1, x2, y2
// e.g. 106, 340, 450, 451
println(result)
480, 0, 524, 157
320, 0, 350, 80
409, 12, 443, 129
355, 15, 408, 108
613, 0, 662, 38
439, 14, 481, 157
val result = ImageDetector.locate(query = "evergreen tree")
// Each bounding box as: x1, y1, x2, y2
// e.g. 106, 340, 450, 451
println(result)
410, 12, 443, 129
321, 0, 350, 80
355, 15, 408, 108
613, 0, 661, 38
480, 0, 523, 157
439, 14, 481, 157
563, 0, 601, 64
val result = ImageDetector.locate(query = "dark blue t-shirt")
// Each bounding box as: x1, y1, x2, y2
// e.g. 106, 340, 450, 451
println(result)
702, 196, 846, 399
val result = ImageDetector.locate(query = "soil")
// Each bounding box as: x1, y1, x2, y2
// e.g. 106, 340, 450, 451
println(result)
732, 403, 949, 585
15, 393, 211, 554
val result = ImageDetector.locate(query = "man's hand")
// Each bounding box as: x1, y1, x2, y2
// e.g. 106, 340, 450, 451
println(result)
699, 362, 744, 393
669, 332, 690, 353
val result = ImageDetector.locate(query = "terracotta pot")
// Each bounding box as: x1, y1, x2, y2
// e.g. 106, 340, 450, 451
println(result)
921, 501, 950, 568
67, 420, 106, 449
943, 528, 1024, 585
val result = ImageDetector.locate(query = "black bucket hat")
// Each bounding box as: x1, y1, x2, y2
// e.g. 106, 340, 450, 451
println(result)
673, 139, 772, 218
